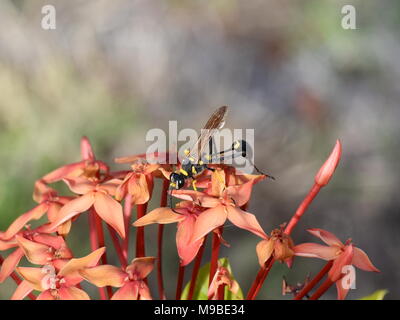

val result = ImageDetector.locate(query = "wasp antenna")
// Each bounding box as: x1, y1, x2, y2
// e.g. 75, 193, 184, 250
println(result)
253, 164, 276, 180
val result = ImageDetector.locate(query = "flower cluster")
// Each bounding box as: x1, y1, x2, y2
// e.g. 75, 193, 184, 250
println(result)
0, 137, 379, 300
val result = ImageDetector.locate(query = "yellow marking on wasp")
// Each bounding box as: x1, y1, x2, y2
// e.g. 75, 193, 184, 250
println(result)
180, 168, 189, 176
189, 157, 195, 162
170, 182, 176, 187
199, 160, 204, 165
192, 180, 197, 191
192, 166, 197, 175
233, 140, 240, 149
184, 149, 190, 156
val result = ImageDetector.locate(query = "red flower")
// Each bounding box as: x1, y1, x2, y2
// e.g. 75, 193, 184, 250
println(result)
133, 201, 204, 266
15, 247, 105, 300
115, 160, 159, 204
293, 228, 379, 299
256, 226, 295, 267
80, 257, 155, 300
46, 177, 125, 238
172, 170, 267, 241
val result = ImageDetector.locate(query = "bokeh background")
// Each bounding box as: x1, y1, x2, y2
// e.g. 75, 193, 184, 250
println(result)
0, 0, 399, 299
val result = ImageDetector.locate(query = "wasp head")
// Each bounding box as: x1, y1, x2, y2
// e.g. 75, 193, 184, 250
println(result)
170, 173, 185, 189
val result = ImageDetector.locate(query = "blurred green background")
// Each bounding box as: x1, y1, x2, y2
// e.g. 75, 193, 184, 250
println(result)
1, 0, 399, 299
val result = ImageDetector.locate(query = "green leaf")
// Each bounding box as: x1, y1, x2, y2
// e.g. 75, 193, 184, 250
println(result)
181, 257, 243, 300
359, 289, 388, 300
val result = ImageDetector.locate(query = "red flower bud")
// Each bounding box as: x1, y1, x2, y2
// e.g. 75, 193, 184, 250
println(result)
315, 140, 342, 187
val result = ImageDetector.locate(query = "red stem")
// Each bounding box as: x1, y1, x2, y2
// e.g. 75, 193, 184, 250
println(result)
136, 203, 147, 258
217, 283, 226, 300
294, 260, 333, 300
122, 194, 132, 263
209, 228, 222, 287
309, 277, 334, 300
88, 210, 107, 300
187, 235, 207, 300
157, 179, 170, 300
0, 255, 36, 300
247, 183, 323, 300
246, 258, 274, 300
175, 264, 185, 300
94, 214, 113, 299
284, 184, 321, 235
107, 225, 127, 269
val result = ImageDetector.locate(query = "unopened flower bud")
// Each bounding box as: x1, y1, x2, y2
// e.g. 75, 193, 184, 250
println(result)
315, 140, 342, 187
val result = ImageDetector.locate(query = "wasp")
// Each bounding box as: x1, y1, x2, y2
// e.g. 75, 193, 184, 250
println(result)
169, 106, 273, 191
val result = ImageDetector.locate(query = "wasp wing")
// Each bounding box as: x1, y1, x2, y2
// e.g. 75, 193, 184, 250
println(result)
188, 106, 228, 163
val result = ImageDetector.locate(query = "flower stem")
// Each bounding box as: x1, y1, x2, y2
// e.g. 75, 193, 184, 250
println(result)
175, 264, 185, 300
136, 203, 147, 258
217, 283, 226, 300
157, 179, 170, 300
94, 213, 113, 299
246, 257, 274, 300
187, 235, 207, 300
209, 228, 222, 288
294, 260, 333, 300
284, 184, 321, 235
309, 277, 334, 300
122, 194, 132, 263
88, 210, 107, 300
107, 224, 127, 269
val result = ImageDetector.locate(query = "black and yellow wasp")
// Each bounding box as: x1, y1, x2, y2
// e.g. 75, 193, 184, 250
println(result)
169, 106, 271, 191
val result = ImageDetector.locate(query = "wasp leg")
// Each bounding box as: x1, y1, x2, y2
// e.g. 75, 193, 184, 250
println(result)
205, 165, 215, 172
192, 179, 197, 191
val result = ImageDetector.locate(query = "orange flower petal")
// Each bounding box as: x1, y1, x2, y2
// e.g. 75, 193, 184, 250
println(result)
36, 290, 55, 300
128, 174, 150, 205
63, 178, 96, 194
33, 180, 58, 203
293, 243, 339, 260
16, 267, 45, 291
0, 203, 48, 240
0, 248, 24, 283
256, 239, 274, 266
226, 206, 267, 239
80, 265, 126, 287
329, 244, 354, 282
42, 161, 86, 183
49, 192, 95, 231
59, 247, 105, 279
47, 202, 62, 222
11, 280, 34, 300
225, 180, 255, 207
210, 169, 226, 197
127, 257, 156, 280
94, 192, 125, 239
111, 282, 139, 300
172, 190, 221, 208
336, 280, 350, 300
16, 235, 51, 265
176, 215, 204, 266
191, 205, 228, 242
100, 179, 123, 196
352, 247, 380, 272
138, 283, 152, 300
80, 136, 95, 161
133, 207, 184, 227
59, 286, 90, 300
307, 228, 344, 247
0, 238, 18, 251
